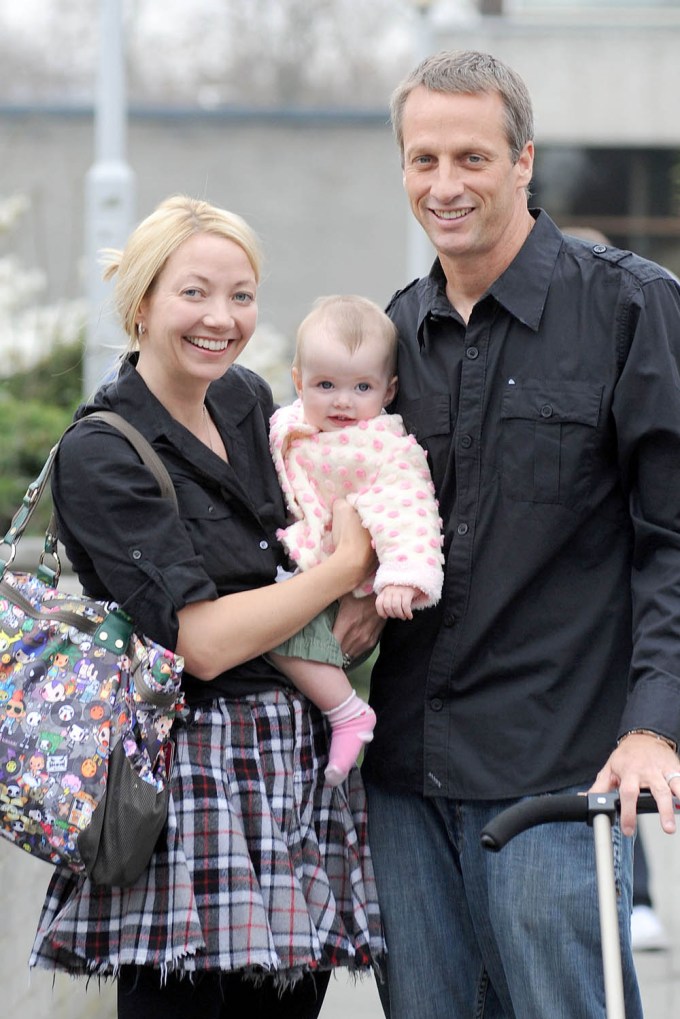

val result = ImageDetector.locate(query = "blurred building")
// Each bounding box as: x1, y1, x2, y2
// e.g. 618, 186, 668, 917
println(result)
0, 0, 679, 355
436, 0, 680, 265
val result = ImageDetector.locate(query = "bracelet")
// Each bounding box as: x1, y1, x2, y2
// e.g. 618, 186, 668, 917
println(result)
617, 728, 678, 753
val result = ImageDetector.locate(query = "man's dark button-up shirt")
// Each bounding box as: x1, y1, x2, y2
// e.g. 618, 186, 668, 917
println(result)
363, 210, 680, 799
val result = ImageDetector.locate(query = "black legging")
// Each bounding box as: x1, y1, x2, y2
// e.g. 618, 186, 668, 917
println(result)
117, 965, 332, 1019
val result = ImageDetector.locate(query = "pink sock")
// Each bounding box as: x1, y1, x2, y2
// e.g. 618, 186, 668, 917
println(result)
323, 691, 376, 787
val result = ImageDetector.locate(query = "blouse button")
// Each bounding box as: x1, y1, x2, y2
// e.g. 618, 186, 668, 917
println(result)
259, 540, 269, 550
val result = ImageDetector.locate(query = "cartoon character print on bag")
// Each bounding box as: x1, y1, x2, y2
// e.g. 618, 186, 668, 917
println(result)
0, 598, 112, 861
0, 571, 184, 871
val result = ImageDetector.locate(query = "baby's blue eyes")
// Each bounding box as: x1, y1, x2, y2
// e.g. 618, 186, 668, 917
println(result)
316, 381, 372, 392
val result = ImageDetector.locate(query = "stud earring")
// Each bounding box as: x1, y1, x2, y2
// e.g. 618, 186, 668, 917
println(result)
137, 322, 146, 336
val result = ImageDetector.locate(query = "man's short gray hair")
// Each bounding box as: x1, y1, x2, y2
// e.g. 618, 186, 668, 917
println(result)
390, 50, 534, 165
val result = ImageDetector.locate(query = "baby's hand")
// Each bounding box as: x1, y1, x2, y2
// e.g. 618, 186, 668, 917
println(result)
375, 585, 417, 620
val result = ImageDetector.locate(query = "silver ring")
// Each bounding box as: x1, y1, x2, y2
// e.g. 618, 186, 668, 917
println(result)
665, 771, 680, 784
342, 653, 353, 669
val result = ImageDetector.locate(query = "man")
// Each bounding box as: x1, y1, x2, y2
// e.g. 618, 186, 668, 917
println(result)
359, 50, 680, 1018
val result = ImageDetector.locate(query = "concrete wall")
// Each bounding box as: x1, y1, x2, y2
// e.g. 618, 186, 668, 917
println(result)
4, 6, 680, 366
438, 13, 680, 146
1, 109, 410, 357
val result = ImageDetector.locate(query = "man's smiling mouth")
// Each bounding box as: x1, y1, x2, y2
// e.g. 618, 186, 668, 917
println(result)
432, 208, 472, 221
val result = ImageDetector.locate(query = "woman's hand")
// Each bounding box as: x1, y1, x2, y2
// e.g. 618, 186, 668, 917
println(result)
330, 499, 377, 587
177, 500, 377, 681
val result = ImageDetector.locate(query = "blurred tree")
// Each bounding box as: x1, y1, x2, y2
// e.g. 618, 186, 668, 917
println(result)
0, 190, 84, 534
0, 0, 416, 109
0, 341, 82, 535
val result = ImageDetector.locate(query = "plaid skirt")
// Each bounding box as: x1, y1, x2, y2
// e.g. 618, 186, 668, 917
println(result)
29, 688, 385, 986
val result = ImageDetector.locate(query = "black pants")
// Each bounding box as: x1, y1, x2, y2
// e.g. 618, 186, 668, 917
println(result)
117, 965, 332, 1019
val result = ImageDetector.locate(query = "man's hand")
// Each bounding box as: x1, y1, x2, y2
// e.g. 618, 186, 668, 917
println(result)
589, 732, 680, 836
333, 592, 385, 663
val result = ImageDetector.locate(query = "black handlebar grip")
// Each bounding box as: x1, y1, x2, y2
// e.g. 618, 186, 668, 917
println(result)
480, 790, 673, 852
480, 794, 590, 852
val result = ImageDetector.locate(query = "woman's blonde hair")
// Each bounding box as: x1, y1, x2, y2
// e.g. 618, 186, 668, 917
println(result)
101, 194, 262, 353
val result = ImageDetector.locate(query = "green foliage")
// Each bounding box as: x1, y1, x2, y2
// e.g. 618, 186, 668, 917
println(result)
3, 339, 84, 409
0, 341, 82, 536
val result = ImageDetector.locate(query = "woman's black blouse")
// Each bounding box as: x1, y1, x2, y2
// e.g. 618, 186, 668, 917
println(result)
51, 358, 291, 704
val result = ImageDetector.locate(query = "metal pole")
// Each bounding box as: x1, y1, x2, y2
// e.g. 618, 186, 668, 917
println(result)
406, 1, 436, 281
592, 813, 626, 1019
83, 0, 135, 399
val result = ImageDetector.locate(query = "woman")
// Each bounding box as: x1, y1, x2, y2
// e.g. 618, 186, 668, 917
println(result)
29, 195, 384, 1018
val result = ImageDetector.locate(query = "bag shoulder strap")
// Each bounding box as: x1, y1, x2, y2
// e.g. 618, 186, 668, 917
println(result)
1, 410, 178, 584
84, 411, 178, 510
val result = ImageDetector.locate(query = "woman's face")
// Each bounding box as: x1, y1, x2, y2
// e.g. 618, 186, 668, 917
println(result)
136, 232, 258, 392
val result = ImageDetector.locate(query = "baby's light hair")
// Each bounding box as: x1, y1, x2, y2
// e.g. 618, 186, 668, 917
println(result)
294, 295, 397, 377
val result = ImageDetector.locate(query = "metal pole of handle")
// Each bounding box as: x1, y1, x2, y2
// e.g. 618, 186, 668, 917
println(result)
592, 813, 626, 1019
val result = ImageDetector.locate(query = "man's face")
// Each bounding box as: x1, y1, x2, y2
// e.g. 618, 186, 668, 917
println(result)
401, 86, 534, 268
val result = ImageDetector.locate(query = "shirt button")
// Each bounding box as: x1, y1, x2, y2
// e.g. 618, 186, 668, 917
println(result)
208, 505, 215, 514
430, 698, 444, 712
443, 613, 456, 627
460, 434, 472, 448
540, 404, 553, 418
259, 540, 269, 550
457, 522, 469, 536
466, 346, 479, 359
131, 549, 142, 560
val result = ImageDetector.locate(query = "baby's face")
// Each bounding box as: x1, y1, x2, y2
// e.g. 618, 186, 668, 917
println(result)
293, 330, 397, 431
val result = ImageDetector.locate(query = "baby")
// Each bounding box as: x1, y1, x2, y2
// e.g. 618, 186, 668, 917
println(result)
269, 295, 444, 784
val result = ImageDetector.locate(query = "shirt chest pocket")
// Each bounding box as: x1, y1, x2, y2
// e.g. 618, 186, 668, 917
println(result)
177, 485, 234, 524
176, 485, 237, 564
500, 381, 603, 508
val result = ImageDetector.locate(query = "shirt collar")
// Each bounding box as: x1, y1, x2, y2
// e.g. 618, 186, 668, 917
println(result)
81, 356, 260, 442
417, 208, 562, 342
488, 209, 561, 331
79, 356, 175, 442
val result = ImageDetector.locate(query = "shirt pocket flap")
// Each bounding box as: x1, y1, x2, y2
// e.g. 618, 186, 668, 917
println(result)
501, 381, 603, 427
176, 484, 233, 521
400, 394, 452, 438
